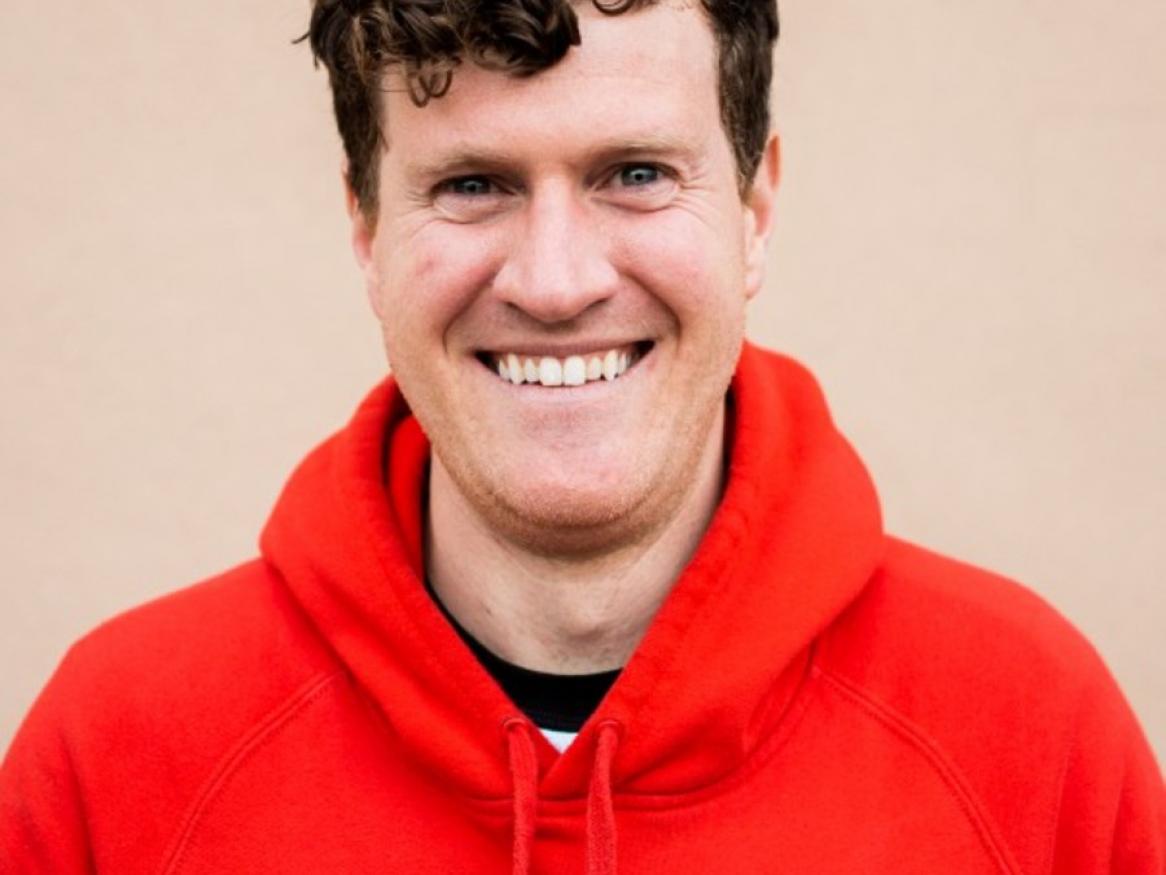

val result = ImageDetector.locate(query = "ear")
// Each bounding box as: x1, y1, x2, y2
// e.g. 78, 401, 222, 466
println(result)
742, 133, 781, 301
345, 165, 384, 320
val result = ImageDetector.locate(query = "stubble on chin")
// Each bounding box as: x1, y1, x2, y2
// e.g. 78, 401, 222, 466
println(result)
431, 394, 726, 563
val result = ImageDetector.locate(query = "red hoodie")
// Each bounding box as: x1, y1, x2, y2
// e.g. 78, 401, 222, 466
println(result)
2, 344, 1163, 873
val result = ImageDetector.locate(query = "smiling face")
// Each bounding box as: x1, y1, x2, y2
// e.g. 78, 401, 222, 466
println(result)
352, 2, 779, 555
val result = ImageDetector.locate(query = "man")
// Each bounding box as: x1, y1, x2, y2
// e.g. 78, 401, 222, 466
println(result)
1, 0, 1162, 871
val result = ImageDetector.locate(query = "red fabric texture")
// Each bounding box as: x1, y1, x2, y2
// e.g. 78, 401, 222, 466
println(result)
2, 343, 1162, 873
505, 719, 539, 875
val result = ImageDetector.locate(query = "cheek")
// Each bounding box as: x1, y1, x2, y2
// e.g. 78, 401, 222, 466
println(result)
612, 210, 747, 322
375, 224, 503, 342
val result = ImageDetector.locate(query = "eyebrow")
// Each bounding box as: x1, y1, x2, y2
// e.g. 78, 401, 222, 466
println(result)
402, 134, 702, 184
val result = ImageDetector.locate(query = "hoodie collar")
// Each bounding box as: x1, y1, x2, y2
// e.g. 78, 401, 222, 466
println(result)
260, 342, 883, 802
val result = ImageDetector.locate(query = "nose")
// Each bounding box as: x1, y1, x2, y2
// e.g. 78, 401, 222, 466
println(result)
492, 180, 619, 324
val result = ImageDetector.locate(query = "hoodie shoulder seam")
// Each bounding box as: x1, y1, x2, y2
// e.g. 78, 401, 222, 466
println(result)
156, 670, 345, 875
816, 666, 1023, 875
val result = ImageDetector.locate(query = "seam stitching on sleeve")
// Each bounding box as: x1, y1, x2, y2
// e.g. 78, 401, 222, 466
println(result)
156, 670, 344, 875
817, 666, 1023, 875
1040, 697, 1078, 875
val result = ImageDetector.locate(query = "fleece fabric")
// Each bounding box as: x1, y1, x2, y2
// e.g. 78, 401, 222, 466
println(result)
2, 343, 1163, 874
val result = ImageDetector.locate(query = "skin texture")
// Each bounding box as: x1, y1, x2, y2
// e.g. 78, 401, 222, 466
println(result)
350, 1, 780, 672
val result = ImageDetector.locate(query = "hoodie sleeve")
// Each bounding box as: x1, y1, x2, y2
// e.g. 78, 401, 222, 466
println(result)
1109, 735, 1166, 873
0, 650, 94, 873
1049, 657, 1166, 874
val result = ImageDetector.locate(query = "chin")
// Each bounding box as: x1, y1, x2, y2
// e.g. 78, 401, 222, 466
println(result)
485, 468, 661, 557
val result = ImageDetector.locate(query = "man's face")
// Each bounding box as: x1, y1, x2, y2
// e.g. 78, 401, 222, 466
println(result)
353, 2, 778, 552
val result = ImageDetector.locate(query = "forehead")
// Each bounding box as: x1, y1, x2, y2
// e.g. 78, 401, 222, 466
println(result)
380, 2, 721, 160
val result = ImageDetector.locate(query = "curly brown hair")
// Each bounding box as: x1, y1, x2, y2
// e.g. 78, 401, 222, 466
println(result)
300, 0, 779, 217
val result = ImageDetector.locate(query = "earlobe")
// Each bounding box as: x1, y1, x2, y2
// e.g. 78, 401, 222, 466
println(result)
743, 134, 781, 300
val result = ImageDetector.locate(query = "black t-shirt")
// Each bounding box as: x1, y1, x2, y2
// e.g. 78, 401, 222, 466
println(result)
427, 582, 620, 733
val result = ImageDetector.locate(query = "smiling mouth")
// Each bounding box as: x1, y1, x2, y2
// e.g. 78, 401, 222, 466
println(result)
477, 341, 653, 387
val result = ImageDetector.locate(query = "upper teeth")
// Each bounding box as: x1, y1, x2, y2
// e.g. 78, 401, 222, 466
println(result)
494, 346, 637, 387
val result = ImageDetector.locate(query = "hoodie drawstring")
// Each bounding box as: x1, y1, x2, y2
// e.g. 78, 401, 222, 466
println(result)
505, 718, 622, 875
505, 718, 539, 875
586, 720, 621, 875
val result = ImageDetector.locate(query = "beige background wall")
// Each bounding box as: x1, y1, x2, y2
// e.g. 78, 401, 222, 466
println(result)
1, 1, 1162, 760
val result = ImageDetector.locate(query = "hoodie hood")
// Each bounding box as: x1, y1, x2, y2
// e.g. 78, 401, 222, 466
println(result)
260, 342, 884, 805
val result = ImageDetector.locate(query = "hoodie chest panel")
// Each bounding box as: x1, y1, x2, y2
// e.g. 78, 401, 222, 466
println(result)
164, 678, 1010, 874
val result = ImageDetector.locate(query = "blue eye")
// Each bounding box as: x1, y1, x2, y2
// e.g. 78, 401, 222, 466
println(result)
448, 176, 494, 196
619, 165, 661, 186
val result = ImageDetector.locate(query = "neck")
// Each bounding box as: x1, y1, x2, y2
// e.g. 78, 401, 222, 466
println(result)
426, 406, 726, 674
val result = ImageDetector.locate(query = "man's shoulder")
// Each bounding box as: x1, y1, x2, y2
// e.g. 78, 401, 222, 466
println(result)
2, 563, 347, 868
27, 560, 341, 781
820, 536, 1108, 720
814, 537, 1152, 872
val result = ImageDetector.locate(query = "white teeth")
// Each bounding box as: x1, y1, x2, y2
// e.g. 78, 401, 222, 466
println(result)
489, 345, 644, 387
538, 357, 563, 386
562, 356, 586, 386
603, 350, 619, 381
